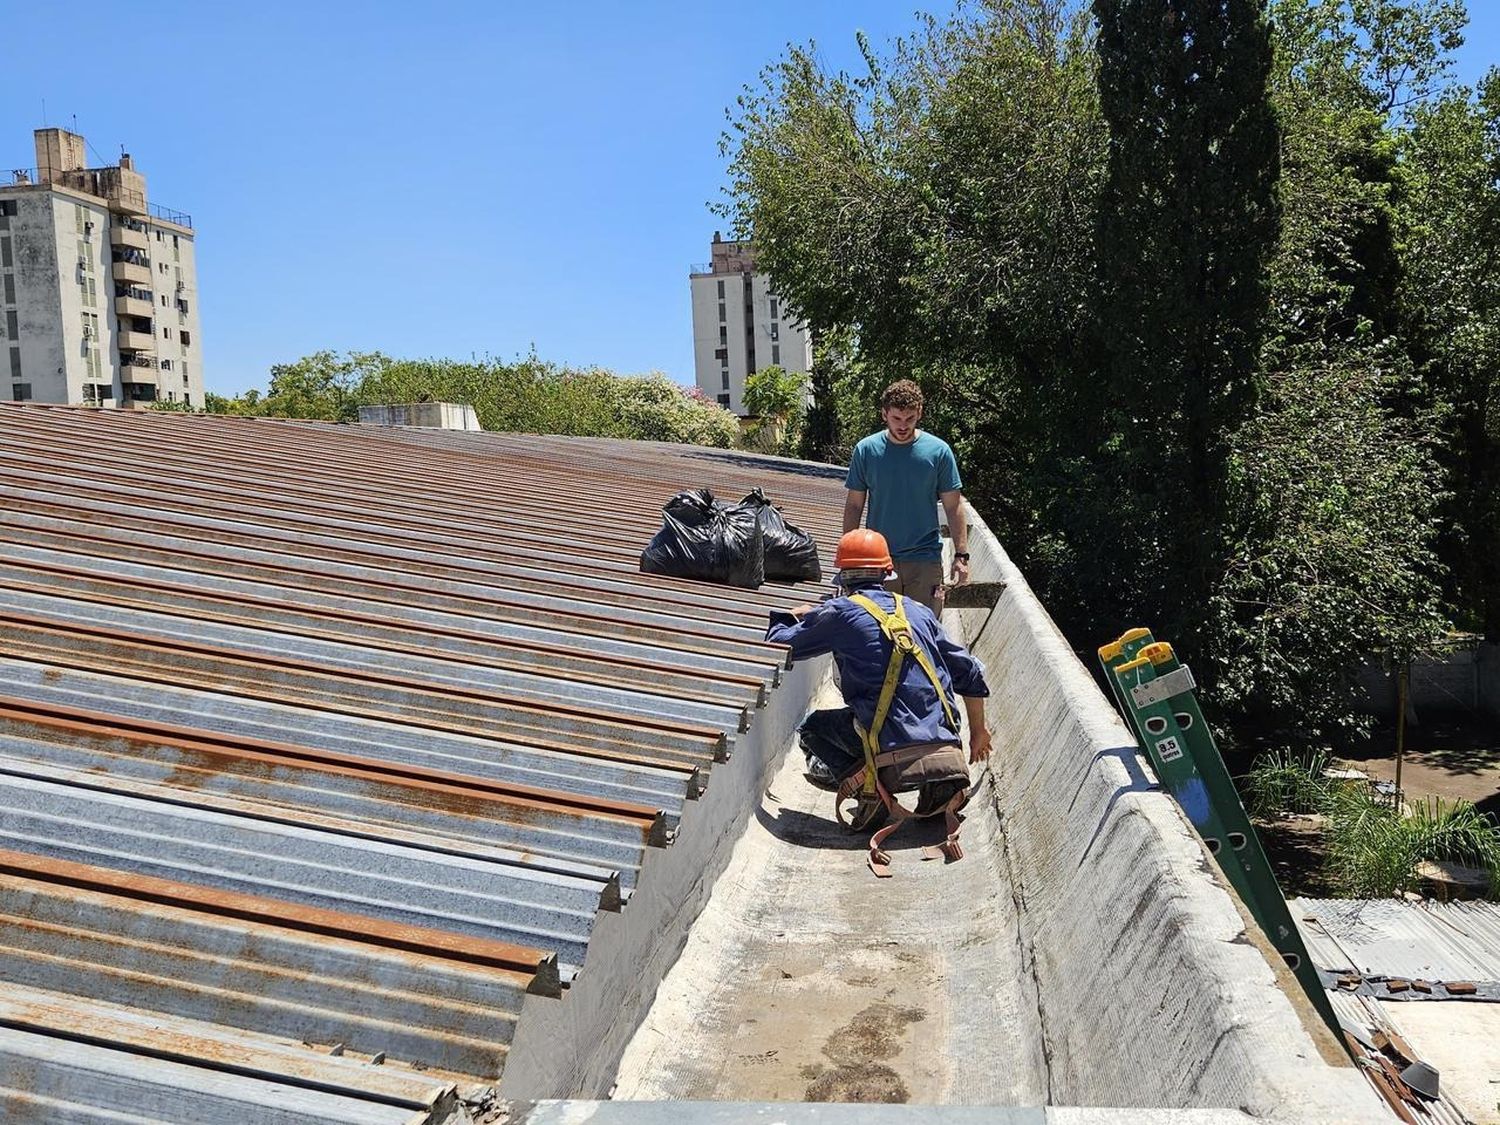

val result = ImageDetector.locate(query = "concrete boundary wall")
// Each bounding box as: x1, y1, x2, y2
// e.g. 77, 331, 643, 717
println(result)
956, 512, 1378, 1117
500, 657, 822, 1098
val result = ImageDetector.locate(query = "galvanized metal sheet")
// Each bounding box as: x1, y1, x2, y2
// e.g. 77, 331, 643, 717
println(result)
0, 403, 854, 1101
1295, 897, 1500, 981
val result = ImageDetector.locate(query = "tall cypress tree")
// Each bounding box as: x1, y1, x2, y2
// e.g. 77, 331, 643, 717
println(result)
1092, 0, 1281, 656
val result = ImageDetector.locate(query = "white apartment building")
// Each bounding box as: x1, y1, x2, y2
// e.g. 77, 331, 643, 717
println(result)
0, 128, 204, 409
690, 233, 812, 415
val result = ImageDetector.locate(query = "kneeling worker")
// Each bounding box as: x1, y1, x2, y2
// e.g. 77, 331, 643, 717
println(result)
765, 529, 993, 877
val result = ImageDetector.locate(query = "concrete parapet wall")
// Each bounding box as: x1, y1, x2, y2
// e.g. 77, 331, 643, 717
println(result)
1356, 641, 1500, 719
955, 512, 1378, 1117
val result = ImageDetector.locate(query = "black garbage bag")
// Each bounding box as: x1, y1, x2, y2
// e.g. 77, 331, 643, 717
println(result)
739, 488, 822, 582
640, 489, 765, 588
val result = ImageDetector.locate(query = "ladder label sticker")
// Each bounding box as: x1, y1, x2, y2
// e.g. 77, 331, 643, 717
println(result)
1155, 736, 1184, 762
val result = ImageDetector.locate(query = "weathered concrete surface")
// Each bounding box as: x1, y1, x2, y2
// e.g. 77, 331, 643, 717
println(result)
613, 680, 1042, 1105
511, 1105, 1258, 1125
607, 508, 1382, 1117
950, 514, 1379, 1116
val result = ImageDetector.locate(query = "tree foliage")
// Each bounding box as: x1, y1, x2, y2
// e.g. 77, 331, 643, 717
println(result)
1092, 0, 1282, 657
723, 0, 1477, 740
207, 354, 741, 448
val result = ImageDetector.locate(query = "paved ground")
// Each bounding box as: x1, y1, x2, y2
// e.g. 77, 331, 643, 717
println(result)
1345, 715, 1500, 814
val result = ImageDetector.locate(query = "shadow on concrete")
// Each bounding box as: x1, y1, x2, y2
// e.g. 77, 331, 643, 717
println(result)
755, 794, 957, 856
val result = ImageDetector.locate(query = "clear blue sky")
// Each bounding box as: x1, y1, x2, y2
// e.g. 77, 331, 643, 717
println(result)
2, 2, 1496, 397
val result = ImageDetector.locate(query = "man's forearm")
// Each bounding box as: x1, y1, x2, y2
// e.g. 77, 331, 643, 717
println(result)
842, 493, 866, 534
961, 694, 986, 731
943, 495, 968, 554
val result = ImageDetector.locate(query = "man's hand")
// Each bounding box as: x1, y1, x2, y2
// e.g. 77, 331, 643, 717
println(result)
788, 603, 817, 619
950, 557, 970, 586
968, 726, 993, 765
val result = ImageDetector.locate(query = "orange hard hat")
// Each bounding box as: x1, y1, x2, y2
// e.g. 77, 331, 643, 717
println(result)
834, 528, 893, 571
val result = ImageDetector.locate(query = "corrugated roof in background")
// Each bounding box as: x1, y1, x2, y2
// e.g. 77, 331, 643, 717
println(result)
0, 403, 848, 1120
1295, 897, 1500, 982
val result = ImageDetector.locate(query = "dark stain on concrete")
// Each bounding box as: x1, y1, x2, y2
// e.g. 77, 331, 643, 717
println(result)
805, 1061, 910, 1103
804, 1002, 926, 1102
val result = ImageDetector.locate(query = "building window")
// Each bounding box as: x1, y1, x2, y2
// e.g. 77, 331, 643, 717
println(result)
11, 382, 30, 401
769, 297, 779, 319
97, 383, 114, 399
717, 301, 726, 323
770, 323, 779, 341
772, 344, 781, 365
716, 280, 725, 299
160, 358, 173, 372
0, 201, 17, 217
3, 274, 14, 304
180, 330, 191, 348
0, 237, 10, 269
4, 311, 15, 339
163, 327, 172, 340
183, 393, 191, 408
717, 393, 731, 406
8, 347, 19, 378
155, 230, 163, 241
718, 325, 727, 346
161, 295, 168, 306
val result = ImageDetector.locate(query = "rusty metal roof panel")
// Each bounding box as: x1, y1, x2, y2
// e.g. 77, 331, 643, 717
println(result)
0, 849, 549, 1078
0, 402, 851, 1105
0, 657, 696, 813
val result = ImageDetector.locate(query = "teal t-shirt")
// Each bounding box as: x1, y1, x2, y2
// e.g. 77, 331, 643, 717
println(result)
844, 430, 963, 560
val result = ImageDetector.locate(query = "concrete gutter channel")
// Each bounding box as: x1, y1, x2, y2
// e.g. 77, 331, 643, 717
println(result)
499, 507, 1385, 1120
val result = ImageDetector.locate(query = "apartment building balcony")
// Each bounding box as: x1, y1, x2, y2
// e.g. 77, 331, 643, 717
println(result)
115, 294, 154, 319
112, 259, 151, 285
117, 329, 157, 353
110, 223, 149, 252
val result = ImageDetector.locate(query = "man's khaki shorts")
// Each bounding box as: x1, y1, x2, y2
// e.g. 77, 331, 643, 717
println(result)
885, 558, 945, 612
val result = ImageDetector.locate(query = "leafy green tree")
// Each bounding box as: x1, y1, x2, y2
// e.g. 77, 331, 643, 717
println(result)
1398, 71, 1500, 636
724, 0, 1107, 569
742, 364, 808, 454
1091, 0, 1282, 658
209, 352, 740, 448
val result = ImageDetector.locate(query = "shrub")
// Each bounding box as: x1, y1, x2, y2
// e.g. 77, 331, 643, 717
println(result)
1325, 789, 1500, 898
1244, 749, 1332, 817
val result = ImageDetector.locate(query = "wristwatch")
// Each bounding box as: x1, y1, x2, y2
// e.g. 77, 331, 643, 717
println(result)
954, 552, 971, 562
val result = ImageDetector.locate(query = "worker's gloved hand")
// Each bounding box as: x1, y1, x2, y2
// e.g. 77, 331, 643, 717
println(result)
968, 727, 993, 765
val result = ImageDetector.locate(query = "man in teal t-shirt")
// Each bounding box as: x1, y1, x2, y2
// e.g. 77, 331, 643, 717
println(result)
843, 379, 970, 611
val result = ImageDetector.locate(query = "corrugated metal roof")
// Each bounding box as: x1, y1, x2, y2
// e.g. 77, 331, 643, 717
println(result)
1295, 898, 1500, 1124
1294, 897, 1500, 982
0, 402, 848, 1119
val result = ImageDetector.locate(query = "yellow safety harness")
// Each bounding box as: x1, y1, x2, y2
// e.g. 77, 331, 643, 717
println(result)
836, 593, 968, 877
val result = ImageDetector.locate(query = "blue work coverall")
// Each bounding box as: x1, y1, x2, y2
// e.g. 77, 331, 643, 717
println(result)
765, 582, 990, 781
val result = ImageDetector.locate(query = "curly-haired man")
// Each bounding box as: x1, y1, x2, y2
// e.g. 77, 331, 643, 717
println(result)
842, 380, 969, 611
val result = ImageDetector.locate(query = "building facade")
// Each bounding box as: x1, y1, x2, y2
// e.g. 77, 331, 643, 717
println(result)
0, 128, 203, 409
689, 233, 812, 415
